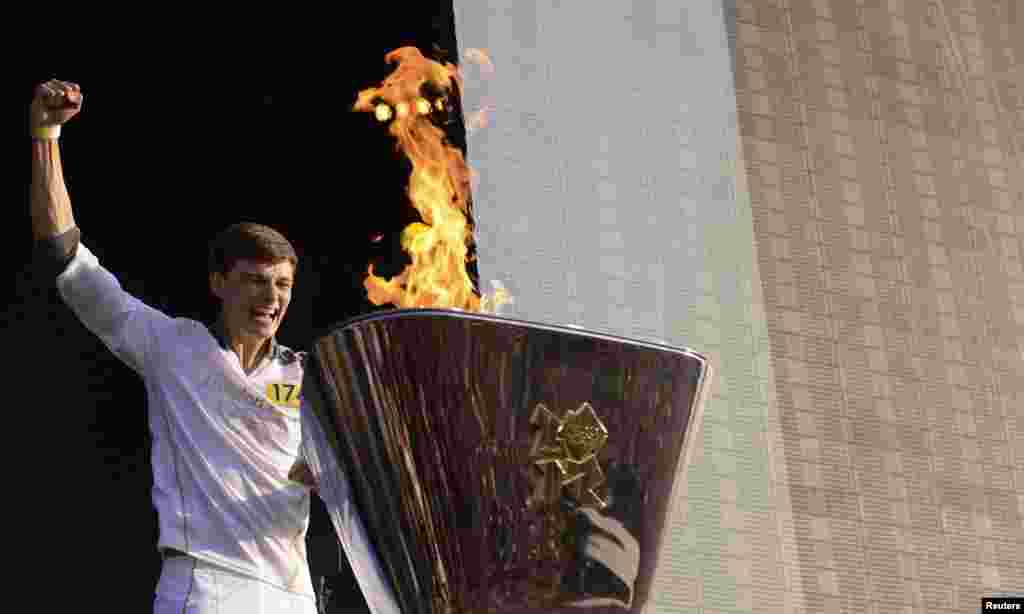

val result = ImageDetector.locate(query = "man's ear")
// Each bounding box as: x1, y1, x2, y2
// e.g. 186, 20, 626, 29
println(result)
210, 271, 225, 299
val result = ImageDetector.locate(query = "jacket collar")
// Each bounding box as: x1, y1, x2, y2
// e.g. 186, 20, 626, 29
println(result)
208, 314, 281, 363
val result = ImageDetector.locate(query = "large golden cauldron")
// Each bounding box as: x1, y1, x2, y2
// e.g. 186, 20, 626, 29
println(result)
301, 309, 711, 614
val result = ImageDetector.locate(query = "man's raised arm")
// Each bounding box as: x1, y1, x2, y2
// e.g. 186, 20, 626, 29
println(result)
29, 79, 171, 375
30, 80, 81, 257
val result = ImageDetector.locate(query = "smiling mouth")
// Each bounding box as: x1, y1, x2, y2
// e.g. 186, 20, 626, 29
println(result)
251, 308, 279, 322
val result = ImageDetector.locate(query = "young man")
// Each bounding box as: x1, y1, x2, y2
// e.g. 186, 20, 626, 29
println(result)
30, 79, 318, 613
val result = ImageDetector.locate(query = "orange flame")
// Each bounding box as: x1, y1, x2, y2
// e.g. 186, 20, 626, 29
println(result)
355, 46, 508, 313
464, 48, 495, 76
462, 48, 496, 134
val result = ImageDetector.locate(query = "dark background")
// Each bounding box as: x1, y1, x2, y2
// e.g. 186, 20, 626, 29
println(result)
12, 4, 473, 611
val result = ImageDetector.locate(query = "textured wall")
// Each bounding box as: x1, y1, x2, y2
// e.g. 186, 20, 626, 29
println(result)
733, 0, 1023, 611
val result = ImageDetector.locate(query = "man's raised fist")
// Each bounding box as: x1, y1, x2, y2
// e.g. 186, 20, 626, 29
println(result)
30, 80, 83, 129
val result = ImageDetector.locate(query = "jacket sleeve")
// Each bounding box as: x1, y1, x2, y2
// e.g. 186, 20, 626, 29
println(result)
299, 403, 402, 614
33, 226, 82, 281
56, 241, 174, 376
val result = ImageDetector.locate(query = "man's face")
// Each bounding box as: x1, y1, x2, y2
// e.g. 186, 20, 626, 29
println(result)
211, 259, 295, 344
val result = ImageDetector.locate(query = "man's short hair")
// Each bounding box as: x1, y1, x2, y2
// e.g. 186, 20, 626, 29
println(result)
208, 223, 298, 276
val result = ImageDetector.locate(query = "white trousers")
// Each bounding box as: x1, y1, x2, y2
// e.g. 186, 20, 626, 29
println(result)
154, 556, 318, 614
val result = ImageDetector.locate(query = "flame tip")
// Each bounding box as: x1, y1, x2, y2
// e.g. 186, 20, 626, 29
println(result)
359, 46, 513, 314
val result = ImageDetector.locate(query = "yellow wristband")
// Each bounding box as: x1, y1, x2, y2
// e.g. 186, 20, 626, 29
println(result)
31, 125, 61, 140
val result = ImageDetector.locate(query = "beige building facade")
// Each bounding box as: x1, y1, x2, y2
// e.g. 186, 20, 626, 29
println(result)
734, 0, 1022, 610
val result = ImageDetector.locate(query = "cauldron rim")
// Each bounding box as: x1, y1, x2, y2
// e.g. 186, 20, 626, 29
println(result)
313, 307, 709, 366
